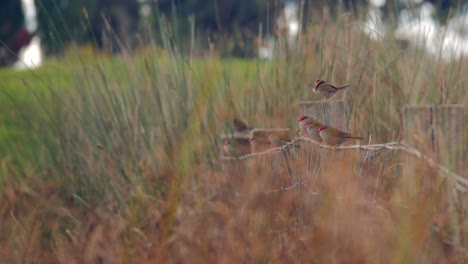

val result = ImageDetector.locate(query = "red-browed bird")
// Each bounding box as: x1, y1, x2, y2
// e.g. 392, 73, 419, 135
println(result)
313, 80, 350, 100
317, 126, 364, 146
233, 117, 250, 134
305, 120, 323, 143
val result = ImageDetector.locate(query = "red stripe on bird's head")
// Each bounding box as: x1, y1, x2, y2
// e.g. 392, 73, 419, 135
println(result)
305, 120, 315, 127
317, 126, 328, 132
314, 80, 325, 87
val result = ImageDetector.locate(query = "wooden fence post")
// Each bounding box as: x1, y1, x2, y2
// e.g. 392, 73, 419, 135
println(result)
403, 105, 464, 172
402, 105, 465, 195
299, 100, 349, 130
403, 105, 465, 257
298, 100, 349, 224
220, 128, 295, 190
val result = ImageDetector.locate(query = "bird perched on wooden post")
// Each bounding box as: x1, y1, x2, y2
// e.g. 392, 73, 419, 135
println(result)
313, 80, 350, 100
317, 126, 364, 146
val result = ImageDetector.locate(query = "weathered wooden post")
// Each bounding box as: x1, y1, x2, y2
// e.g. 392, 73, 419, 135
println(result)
299, 100, 349, 130
403, 105, 464, 180
298, 100, 350, 184
220, 128, 295, 190
219, 134, 250, 192
298, 100, 350, 224
403, 105, 466, 255
404, 105, 464, 167
249, 128, 295, 188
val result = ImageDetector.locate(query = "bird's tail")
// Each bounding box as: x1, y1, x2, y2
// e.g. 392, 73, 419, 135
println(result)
335, 84, 350, 90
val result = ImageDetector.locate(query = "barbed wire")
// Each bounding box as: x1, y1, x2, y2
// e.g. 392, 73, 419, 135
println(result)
262, 180, 389, 206
220, 136, 468, 193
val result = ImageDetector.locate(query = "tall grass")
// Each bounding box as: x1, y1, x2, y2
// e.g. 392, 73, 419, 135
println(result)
0, 8, 466, 263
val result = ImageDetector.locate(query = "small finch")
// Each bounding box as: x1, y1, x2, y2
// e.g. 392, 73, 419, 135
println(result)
305, 120, 323, 143
297, 115, 319, 136
317, 126, 364, 146
313, 80, 350, 100
222, 138, 242, 157
248, 136, 258, 153
233, 117, 250, 134
266, 131, 300, 149
266, 131, 289, 147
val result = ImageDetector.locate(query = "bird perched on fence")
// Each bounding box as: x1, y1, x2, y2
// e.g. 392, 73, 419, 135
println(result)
305, 120, 323, 143
233, 117, 251, 134
248, 136, 258, 153
298, 115, 321, 136
222, 138, 243, 157
313, 80, 350, 100
317, 126, 364, 146
266, 131, 300, 150
266, 131, 289, 148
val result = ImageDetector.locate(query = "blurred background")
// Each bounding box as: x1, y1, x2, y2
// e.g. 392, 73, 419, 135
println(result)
1, 0, 467, 69
1, 1, 467, 261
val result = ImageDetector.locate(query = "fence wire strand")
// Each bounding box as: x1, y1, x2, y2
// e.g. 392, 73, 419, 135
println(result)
220, 136, 468, 193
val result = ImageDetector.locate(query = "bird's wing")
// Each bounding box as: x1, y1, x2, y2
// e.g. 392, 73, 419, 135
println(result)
328, 127, 351, 138
319, 84, 339, 93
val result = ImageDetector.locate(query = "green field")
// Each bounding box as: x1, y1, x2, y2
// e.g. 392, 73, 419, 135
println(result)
0, 16, 467, 262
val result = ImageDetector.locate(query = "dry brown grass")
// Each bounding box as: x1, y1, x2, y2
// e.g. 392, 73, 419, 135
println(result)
0, 8, 467, 263
1, 145, 465, 263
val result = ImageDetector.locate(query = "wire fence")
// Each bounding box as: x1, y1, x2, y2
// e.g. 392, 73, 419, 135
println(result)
220, 136, 468, 193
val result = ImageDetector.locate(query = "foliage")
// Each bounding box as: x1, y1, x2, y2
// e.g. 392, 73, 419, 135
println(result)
35, 0, 140, 54
0, 0, 24, 41
0, 0, 28, 67
31, 0, 465, 57
0, 6, 467, 262
379, 0, 462, 22
153, 0, 279, 32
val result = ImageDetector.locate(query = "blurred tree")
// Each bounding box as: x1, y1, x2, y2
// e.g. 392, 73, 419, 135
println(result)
380, 0, 461, 23
153, 0, 277, 32
0, 0, 33, 67
150, 0, 368, 56
35, 0, 140, 55
90, 0, 141, 53
0, 0, 24, 42
30, 0, 465, 57
150, 0, 284, 56
427, 0, 462, 22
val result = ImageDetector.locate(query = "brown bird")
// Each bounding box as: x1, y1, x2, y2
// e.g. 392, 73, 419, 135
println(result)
248, 136, 258, 153
222, 138, 242, 157
266, 131, 300, 150
317, 126, 364, 146
313, 80, 350, 100
266, 131, 289, 147
233, 117, 250, 134
297, 115, 320, 136
305, 120, 323, 143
